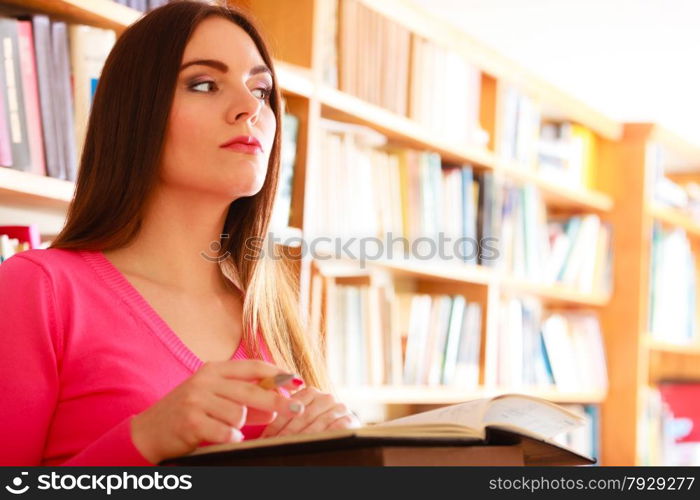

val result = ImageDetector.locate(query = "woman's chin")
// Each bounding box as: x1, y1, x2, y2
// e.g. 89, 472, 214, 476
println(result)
225, 180, 266, 199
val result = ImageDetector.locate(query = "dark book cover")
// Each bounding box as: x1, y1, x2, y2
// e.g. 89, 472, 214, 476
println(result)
31, 14, 62, 179
51, 21, 77, 182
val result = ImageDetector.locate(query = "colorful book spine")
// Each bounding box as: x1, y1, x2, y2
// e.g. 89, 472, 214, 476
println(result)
0, 17, 31, 172
17, 20, 47, 176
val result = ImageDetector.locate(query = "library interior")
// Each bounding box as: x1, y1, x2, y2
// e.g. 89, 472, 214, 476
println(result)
0, 0, 699, 466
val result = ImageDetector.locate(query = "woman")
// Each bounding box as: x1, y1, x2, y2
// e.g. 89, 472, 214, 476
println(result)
0, 1, 357, 466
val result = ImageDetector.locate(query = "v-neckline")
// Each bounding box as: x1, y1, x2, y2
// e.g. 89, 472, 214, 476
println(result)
80, 250, 247, 372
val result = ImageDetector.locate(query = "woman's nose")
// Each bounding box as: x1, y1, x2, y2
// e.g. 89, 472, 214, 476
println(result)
225, 86, 262, 125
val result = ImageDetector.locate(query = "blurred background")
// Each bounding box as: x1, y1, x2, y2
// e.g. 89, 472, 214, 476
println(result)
416, 0, 700, 146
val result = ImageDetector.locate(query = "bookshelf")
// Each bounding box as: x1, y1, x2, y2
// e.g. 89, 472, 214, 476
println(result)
2, 0, 694, 466
336, 386, 607, 406
0, 167, 74, 207
599, 123, 700, 465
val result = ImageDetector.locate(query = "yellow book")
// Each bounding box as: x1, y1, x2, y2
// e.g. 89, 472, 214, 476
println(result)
570, 124, 597, 189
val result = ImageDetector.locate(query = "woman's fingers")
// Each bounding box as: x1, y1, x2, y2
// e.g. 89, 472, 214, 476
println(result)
326, 414, 360, 431
277, 389, 337, 436
260, 387, 317, 438
199, 362, 304, 420
203, 393, 247, 429
298, 403, 352, 435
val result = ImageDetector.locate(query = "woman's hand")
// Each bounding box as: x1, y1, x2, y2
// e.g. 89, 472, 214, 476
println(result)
260, 386, 361, 438
130, 360, 305, 464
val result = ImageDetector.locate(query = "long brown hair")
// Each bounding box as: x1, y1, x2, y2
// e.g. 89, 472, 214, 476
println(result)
50, 0, 327, 389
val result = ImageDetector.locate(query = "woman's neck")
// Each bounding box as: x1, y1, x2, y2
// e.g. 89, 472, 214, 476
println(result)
103, 188, 237, 296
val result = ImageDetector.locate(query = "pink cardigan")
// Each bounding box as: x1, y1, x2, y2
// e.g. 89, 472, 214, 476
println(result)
0, 248, 276, 466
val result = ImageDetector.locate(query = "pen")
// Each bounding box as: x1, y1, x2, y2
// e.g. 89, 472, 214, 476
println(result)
257, 373, 304, 391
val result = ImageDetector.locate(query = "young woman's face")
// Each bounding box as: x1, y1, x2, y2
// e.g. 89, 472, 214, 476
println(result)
160, 16, 277, 200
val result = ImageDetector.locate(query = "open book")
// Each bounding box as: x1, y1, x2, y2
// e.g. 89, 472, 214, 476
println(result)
163, 394, 593, 465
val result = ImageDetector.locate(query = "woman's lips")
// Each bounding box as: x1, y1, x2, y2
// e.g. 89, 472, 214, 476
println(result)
221, 142, 262, 154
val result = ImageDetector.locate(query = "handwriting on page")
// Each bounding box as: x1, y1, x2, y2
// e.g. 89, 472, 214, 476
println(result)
484, 398, 582, 438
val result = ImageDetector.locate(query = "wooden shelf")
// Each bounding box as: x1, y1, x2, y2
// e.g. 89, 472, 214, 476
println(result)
316, 255, 610, 306
646, 335, 700, 355
499, 161, 613, 213
3, 0, 141, 32
337, 385, 607, 405
360, 0, 622, 141
650, 125, 700, 172
4, 1, 615, 215
319, 85, 495, 168
647, 201, 700, 237
376, 259, 609, 306
372, 259, 493, 286
275, 61, 315, 98
0, 168, 74, 208
1, 0, 626, 465
500, 276, 611, 307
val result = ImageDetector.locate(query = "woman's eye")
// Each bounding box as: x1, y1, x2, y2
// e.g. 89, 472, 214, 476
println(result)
251, 86, 271, 101
189, 80, 218, 93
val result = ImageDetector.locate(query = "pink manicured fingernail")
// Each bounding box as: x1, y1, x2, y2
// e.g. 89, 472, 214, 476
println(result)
230, 428, 244, 442
291, 377, 304, 387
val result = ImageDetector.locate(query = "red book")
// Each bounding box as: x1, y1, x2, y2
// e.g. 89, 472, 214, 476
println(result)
0, 224, 41, 249
17, 20, 47, 176
659, 382, 700, 443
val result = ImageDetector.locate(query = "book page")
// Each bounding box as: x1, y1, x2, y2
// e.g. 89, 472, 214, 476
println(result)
484, 395, 584, 439
374, 398, 489, 430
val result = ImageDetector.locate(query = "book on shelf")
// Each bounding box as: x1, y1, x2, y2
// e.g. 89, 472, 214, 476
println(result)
314, 119, 491, 264
640, 385, 700, 466
485, 298, 608, 393
112, 0, 171, 11
0, 224, 41, 262
319, 280, 486, 389
0, 223, 41, 249
269, 112, 299, 234
647, 141, 686, 209
0, 16, 31, 173
68, 24, 115, 162
17, 19, 47, 176
538, 121, 598, 190
401, 293, 482, 388
547, 214, 613, 293
497, 83, 540, 166
540, 311, 608, 393
0, 12, 115, 181
498, 180, 613, 291
31, 14, 61, 179
0, 234, 29, 262
332, 0, 487, 147
336, 0, 411, 117
553, 404, 600, 462
312, 120, 612, 295
657, 382, 700, 466
324, 282, 397, 388
0, 33, 11, 168
648, 223, 697, 344
162, 393, 594, 466
646, 141, 700, 220
409, 34, 484, 145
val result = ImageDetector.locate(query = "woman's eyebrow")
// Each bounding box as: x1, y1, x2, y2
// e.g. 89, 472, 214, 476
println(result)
179, 59, 272, 78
